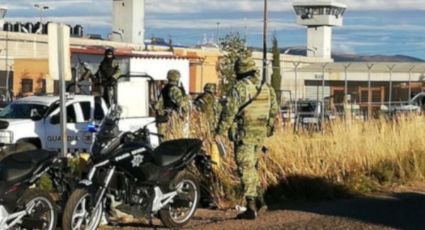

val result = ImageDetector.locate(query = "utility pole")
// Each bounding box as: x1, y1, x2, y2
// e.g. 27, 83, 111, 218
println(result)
216, 22, 220, 44
262, 0, 268, 84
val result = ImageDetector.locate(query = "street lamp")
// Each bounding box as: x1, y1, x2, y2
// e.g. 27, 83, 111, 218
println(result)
34, 4, 49, 24
216, 22, 220, 44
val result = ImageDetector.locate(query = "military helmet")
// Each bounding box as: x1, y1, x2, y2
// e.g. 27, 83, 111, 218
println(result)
204, 83, 217, 93
105, 48, 115, 58
167, 70, 181, 82
234, 56, 257, 76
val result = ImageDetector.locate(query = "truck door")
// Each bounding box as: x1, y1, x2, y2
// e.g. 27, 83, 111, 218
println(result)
44, 101, 93, 152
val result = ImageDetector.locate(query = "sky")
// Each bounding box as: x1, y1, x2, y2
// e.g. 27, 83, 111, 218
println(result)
1, 0, 425, 60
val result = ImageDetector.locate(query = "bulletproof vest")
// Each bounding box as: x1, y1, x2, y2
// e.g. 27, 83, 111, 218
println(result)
195, 93, 211, 111
99, 59, 116, 80
160, 84, 184, 111
240, 79, 271, 127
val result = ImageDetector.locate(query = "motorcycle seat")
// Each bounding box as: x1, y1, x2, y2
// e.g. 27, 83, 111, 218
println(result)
153, 139, 202, 167
0, 150, 57, 183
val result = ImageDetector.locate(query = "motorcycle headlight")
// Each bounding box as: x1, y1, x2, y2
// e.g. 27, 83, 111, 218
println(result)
0, 131, 13, 144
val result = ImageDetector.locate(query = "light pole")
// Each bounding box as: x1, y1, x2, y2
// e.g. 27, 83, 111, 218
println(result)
343, 63, 351, 119
216, 22, 220, 44
408, 66, 415, 101
34, 4, 49, 24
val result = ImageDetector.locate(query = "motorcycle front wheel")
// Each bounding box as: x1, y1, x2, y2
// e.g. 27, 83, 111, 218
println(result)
159, 172, 200, 228
62, 188, 103, 230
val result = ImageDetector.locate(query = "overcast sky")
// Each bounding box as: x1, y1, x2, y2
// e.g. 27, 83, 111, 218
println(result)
2, 0, 425, 59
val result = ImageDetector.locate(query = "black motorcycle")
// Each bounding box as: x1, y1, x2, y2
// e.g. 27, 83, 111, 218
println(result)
0, 150, 72, 229
62, 105, 212, 230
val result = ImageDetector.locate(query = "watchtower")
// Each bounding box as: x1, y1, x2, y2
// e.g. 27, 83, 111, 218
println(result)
112, 0, 144, 44
0, 6, 7, 31
293, 1, 346, 59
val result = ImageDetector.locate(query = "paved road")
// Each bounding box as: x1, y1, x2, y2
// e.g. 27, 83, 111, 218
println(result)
102, 185, 425, 230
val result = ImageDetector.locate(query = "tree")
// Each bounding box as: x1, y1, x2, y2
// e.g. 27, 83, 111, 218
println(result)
271, 35, 282, 105
217, 32, 252, 95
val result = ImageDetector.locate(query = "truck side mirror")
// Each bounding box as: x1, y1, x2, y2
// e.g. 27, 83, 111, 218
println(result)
30, 109, 42, 121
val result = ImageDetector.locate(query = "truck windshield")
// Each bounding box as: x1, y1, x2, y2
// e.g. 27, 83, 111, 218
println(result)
0, 103, 49, 119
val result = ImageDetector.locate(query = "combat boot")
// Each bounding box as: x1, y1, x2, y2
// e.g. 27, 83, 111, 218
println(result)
256, 196, 268, 216
236, 197, 257, 220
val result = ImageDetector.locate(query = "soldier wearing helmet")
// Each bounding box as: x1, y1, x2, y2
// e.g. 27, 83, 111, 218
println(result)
96, 48, 121, 106
154, 70, 190, 139
194, 83, 221, 133
216, 55, 279, 220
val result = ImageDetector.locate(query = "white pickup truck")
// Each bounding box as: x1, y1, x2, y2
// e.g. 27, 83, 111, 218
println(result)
0, 75, 163, 154
0, 95, 108, 153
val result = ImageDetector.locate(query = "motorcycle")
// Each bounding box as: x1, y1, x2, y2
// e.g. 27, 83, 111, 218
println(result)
0, 150, 73, 229
62, 105, 212, 230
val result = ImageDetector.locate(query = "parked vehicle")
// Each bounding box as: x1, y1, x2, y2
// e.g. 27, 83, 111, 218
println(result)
390, 92, 425, 113
0, 95, 108, 153
62, 105, 212, 230
0, 151, 73, 229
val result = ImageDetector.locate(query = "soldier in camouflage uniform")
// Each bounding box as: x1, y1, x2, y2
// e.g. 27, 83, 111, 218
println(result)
96, 48, 121, 106
194, 83, 221, 133
216, 56, 279, 220
154, 70, 190, 140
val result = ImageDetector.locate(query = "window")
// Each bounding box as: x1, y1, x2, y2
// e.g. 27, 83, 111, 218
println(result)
67, 105, 77, 123
94, 97, 105, 120
51, 104, 77, 124
21, 79, 33, 93
80, 102, 91, 121
0, 103, 49, 119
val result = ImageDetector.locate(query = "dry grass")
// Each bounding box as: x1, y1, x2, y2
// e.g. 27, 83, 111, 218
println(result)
187, 113, 425, 207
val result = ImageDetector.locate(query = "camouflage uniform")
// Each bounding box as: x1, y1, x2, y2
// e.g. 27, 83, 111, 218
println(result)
96, 49, 121, 106
155, 70, 190, 140
194, 83, 221, 133
216, 56, 279, 219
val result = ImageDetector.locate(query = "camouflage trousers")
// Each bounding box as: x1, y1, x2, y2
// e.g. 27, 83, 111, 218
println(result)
234, 133, 266, 198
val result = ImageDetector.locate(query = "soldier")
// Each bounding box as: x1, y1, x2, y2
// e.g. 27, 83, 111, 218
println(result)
96, 48, 121, 106
154, 70, 190, 139
194, 83, 221, 133
216, 56, 279, 220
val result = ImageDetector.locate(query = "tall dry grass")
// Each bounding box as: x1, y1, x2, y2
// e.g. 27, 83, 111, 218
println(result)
187, 112, 425, 207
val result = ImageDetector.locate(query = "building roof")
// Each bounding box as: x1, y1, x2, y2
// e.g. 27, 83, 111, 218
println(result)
296, 62, 425, 73
293, 0, 347, 8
